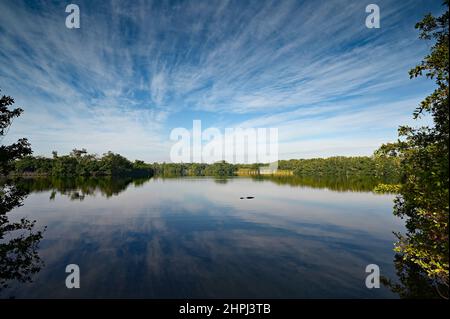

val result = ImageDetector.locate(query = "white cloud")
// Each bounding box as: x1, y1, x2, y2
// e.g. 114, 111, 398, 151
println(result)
0, 0, 440, 161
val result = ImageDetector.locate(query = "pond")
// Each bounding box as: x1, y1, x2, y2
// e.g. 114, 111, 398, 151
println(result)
0, 176, 403, 298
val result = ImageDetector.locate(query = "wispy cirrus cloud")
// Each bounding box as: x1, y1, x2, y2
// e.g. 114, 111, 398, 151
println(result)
0, 0, 442, 161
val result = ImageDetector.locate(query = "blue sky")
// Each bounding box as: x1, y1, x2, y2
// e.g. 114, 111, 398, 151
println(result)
0, 0, 444, 162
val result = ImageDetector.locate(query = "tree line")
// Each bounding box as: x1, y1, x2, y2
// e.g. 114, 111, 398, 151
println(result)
278, 156, 400, 180
10, 152, 401, 180
12, 149, 154, 177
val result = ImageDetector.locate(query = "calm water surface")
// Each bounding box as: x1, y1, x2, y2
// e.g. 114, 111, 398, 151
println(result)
1, 176, 403, 298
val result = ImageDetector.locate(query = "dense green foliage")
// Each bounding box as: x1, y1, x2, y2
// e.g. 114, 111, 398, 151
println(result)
278, 156, 400, 180
377, 1, 449, 298
150, 161, 237, 177
13, 153, 401, 183
14, 149, 154, 178
15, 157, 258, 178
144, 156, 400, 180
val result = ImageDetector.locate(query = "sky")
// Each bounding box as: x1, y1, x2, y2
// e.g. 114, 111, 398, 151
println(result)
0, 0, 445, 162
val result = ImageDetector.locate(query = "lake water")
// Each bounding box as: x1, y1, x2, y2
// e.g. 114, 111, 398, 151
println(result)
0, 176, 403, 298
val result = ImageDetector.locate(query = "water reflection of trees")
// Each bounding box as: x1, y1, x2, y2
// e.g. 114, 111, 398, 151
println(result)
0, 179, 44, 290
382, 254, 448, 299
153, 175, 395, 192
1, 176, 150, 291
13, 176, 152, 201
251, 175, 397, 192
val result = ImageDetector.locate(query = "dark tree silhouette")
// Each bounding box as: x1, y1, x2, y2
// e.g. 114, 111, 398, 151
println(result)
0, 91, 32, 176
0, 89, 44, 290
0, 181, 44, 289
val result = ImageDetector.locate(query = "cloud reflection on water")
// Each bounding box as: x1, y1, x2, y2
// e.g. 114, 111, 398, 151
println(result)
2, 177, 402, 298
